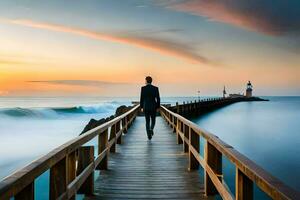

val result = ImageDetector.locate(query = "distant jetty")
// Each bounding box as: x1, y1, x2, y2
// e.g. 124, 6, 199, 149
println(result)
167, 96, 268, 117
167, 81, 269, 117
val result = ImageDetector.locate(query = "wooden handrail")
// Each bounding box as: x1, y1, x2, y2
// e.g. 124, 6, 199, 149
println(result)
0, 105, 140, 200
160, 105, 300, 200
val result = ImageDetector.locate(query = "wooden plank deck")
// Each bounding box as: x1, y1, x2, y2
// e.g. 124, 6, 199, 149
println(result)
86, 116, 206, 200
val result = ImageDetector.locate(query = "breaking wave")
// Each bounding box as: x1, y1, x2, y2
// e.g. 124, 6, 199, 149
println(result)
0, 103, 120, 118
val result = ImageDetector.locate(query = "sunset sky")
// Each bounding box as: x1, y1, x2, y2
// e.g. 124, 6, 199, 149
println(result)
0, 0, 299, 96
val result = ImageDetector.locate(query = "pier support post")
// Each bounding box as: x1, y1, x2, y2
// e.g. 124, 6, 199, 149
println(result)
236, 168, 253, 200
110, 124, 116, 152
97, 129, 108, 170
189, 128, 199, 170
50, 157, 67, 200
77, 146, 94, 196
205, 142, 222, 196
176, 102, 179, 113
15, 182, 34, 200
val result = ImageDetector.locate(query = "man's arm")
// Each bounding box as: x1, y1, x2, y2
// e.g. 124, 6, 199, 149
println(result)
156, 87, 160, 109
140, 87, 144, 111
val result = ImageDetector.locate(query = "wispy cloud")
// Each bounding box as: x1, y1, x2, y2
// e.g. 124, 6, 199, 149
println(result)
0, 54, 31, 65
1, 18, 210, 65
27, 80, 130, 87
164, 0, 300, 36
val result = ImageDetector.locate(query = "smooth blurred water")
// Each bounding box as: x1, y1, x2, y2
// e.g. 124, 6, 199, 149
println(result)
191, 96, 300, 193
1, 96, 299, 199
0, 96, 199, 180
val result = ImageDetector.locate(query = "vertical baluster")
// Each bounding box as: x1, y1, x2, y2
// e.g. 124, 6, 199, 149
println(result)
205, 142, 222, 196
177, 120, 183, 144
189, 129, 199, 170
117, 121, 122, 144
110, 124, 116, 153
15, 182, 34, 200
236, 168, 253, 200
183, 125, 189, 153
122, 118, 127, 133
67, 151, 77, 200
50, 157, 67, 200
173, 116, 177, 133
97, 129, 108, 170
77, 146, 94, 196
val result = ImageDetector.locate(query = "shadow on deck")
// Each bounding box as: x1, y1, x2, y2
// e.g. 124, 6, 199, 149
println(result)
86, 117, 206, 200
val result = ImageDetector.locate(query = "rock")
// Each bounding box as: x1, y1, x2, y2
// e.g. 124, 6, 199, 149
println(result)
80, 105, 133, 135
115, 105, 132, 116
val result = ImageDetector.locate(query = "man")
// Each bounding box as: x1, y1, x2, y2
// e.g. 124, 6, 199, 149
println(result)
140, 76, 160, 140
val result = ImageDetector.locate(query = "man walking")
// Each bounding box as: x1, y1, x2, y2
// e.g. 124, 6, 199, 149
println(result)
140, 76, 160, 140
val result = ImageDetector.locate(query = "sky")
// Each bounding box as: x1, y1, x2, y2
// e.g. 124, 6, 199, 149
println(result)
0, 0, 299, 97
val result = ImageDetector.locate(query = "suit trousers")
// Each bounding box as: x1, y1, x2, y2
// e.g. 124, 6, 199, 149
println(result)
144, 110, 156, 131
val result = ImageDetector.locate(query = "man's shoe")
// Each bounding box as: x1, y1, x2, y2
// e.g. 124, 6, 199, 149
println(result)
150, 129, 154, 136
147, 130, 152, 140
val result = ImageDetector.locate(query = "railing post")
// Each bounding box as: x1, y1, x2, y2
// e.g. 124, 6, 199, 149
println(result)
188, 128, 199, 170
15, 182, 34, 200
67, 151, 77, 200
127, 115, 132, 128
236, 168, 253, 200
122, 118, 127, 133
177, 119, 183, 144
173, 116, 177, 133
110, 124, 116, 153
77, 146, 94, 196
183, 125, 189, 153
205, 142, 222, 196
117, 121, 122, 144
97, 129, 108, 170
50, 157, 67, 200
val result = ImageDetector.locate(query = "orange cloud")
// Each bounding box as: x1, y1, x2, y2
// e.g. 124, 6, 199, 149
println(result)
1, 18, 210, 65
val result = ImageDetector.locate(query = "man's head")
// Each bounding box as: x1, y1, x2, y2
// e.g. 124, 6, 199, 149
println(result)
145, 76, 152, 84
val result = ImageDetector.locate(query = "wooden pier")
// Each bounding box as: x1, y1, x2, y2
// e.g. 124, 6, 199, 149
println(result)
86, 117, 205, 200
0, 104, 299, 200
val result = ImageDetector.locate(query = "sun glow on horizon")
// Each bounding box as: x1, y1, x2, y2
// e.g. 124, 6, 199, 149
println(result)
0, 0, 299, 96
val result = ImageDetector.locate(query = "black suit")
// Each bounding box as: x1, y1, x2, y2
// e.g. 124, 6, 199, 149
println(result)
140, 84, 160, 133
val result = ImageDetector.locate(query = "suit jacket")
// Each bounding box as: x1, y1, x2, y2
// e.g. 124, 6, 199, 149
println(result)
140, 84, 160, 111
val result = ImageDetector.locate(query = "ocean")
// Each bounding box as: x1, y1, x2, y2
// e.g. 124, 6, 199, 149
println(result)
190, 96, 300, 194
0, 96, 299, 198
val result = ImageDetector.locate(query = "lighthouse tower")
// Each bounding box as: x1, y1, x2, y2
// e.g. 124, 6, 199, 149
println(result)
246, 81, 253, 97
223, 86, 227, 98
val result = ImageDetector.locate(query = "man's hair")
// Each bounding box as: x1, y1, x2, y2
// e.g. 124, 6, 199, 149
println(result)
145, 76, 152, 84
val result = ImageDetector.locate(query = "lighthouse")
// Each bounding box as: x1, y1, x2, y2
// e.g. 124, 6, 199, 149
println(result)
246, 81, 253, 97
223, 86, 227, 98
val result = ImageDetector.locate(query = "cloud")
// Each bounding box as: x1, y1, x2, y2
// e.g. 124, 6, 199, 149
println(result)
1, 18, 210, 65
0, 59, 25, 65
0, 54, 31, 65
166, 0, 300, 36
27, 80, 130, 87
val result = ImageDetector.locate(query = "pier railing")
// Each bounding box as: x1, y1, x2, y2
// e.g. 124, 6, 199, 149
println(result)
160, 105, 299, 200
0, 105, 140, 200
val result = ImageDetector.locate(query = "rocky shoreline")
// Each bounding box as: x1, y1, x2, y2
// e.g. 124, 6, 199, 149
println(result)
80, 105, 133, 135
